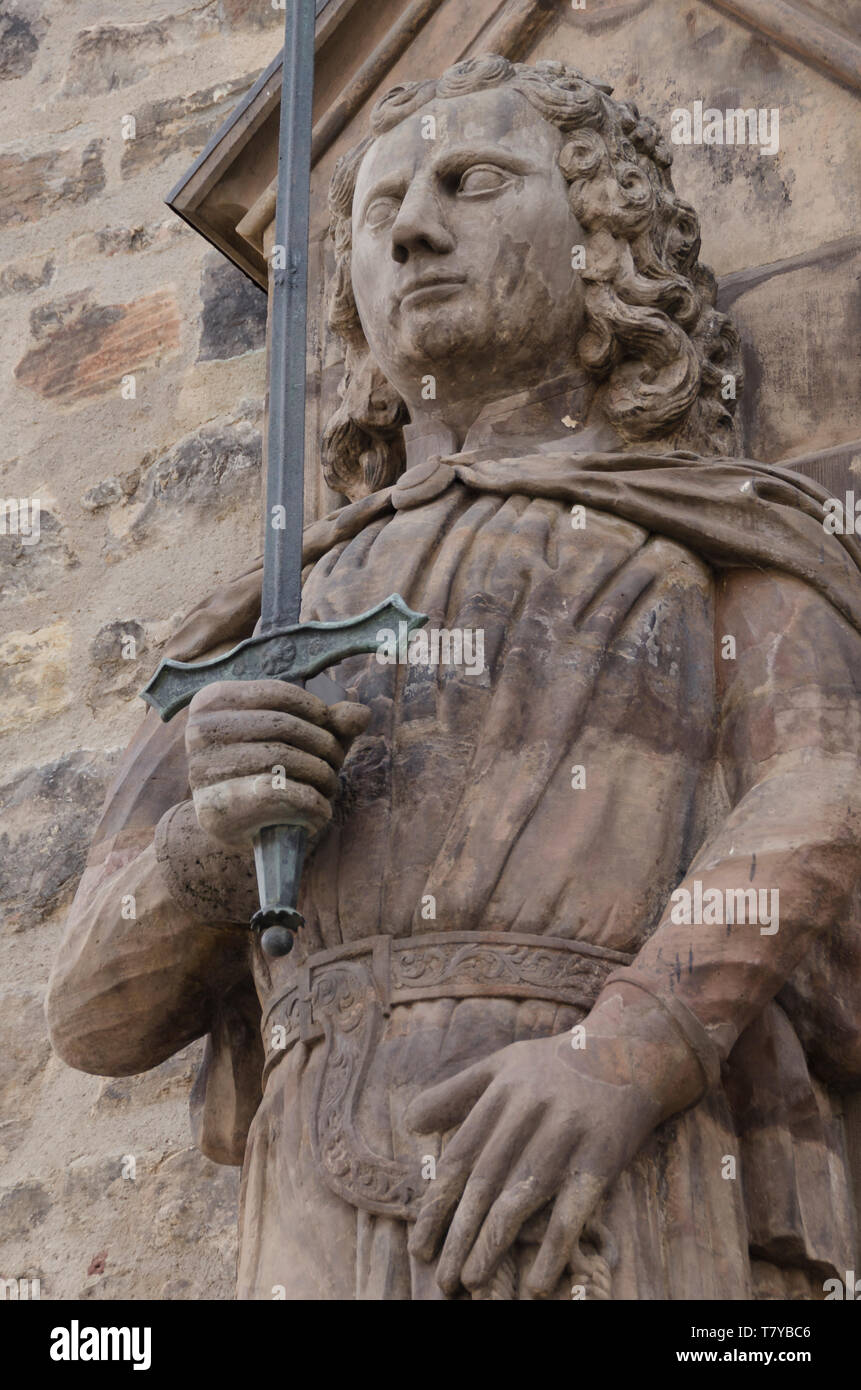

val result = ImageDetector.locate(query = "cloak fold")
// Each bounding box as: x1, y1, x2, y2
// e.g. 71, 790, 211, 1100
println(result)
165, 451, 861, 665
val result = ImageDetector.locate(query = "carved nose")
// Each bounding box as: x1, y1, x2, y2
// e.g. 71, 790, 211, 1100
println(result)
391, 181, 454, 264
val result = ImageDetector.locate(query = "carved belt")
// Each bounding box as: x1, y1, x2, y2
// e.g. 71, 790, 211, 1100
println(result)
262, 931, 632, 1078
260, 931, 633, 1223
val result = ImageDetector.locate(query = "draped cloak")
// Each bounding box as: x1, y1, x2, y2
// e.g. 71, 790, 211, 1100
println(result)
48, 391, 861, 1300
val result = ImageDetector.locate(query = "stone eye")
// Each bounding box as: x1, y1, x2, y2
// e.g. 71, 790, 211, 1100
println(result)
457, 165, 509, 195
364, 196, 400, 228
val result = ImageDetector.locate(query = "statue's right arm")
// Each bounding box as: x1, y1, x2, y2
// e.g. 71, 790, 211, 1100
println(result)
45, 707, 256, 1078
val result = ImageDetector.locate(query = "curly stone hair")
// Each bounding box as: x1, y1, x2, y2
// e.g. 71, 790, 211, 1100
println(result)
323, 55, 743, 500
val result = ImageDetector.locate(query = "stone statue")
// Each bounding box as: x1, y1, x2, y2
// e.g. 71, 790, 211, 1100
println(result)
46, 56, 861, 1301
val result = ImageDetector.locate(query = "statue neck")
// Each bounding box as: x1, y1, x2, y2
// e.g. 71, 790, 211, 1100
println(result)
401, 370, 615, 470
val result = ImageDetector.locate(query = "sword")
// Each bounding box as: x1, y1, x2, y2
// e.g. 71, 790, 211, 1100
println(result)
141, 0, 425, 958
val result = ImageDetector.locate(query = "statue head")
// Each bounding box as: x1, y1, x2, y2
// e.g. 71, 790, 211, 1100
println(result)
324, 55, 743, 500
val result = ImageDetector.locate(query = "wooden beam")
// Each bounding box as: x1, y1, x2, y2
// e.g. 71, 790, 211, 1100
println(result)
705, 0, 861, 93
312, 0, 448, 161
463, 0, 561, 64
716, 233, 861, 310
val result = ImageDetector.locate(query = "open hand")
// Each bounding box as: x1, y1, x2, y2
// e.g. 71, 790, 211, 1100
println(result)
406, 987, 703, 1297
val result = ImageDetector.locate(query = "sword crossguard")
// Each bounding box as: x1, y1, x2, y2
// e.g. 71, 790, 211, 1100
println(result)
140, 594, 427, 722
140, 594, 427, 956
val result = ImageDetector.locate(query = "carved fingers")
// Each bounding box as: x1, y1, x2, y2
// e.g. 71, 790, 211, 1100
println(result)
436, 1117, 556, 1295
525, 1169, 607, 1298
406, 1030, 659, 1298
406, 1055, 497, 1135
185, 679, 371, 848
406, 1040, 573, 1293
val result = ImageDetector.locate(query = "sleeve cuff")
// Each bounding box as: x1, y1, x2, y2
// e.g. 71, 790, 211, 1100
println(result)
154, 800, 259, 926
599, 968, 723, 1094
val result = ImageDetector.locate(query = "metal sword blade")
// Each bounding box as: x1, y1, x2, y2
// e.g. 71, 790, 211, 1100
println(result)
252, 0, 316, 956
263, 0, 316, 637
138, 6, 428, 959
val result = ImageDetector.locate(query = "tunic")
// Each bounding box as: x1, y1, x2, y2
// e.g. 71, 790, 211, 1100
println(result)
47, 378, 861, 1299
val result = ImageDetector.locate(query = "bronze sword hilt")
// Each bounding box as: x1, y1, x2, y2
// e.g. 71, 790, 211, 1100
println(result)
140, 594, 427, 956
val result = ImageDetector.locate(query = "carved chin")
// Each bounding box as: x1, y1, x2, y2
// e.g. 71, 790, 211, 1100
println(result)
396, 303, 498, 365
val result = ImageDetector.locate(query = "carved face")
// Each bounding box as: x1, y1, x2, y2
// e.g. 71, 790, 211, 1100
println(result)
350, 85, 587, 415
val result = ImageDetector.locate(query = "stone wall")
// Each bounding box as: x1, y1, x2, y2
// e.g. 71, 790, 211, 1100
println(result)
1, 0, 858, 1303
0, 0, 278, 1301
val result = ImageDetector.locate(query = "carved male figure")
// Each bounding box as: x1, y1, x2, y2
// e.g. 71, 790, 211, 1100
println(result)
48, 57, 861, 1300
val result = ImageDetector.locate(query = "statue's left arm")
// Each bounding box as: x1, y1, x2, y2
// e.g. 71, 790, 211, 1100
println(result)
407, 566, 861, 1296
628, 566, 861, 1060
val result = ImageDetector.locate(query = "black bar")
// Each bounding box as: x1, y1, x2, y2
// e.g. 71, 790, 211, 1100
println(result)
11, 1296, 858, 1377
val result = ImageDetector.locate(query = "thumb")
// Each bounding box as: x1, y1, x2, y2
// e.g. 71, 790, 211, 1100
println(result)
326, 700, 371, 745
405, 1058, 494, 1134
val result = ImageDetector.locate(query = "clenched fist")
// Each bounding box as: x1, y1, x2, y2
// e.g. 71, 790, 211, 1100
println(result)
185, 679, 371, 849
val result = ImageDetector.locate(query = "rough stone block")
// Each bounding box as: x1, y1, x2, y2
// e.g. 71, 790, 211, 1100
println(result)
120, 75, 260, 178
14, 289, 181, 404
0, 1147, 240, 1300
70, 219, 189, 261
62, 21, 171, 97
128, 419, 262, 538
0, 509, 78, 602
80, 475, 137, 512
87, 618, 151, 707
61, 12, 220, 98
0, 1, 48, 82
0, 140, 104, 229
0, 750, 119, 931
0, 989, 52, 1114
219, 0, 283, 31
198, 252, 267, 362
0, 623, 71, 740
0, 1179, 50, 1241
0, 254, 54, 297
